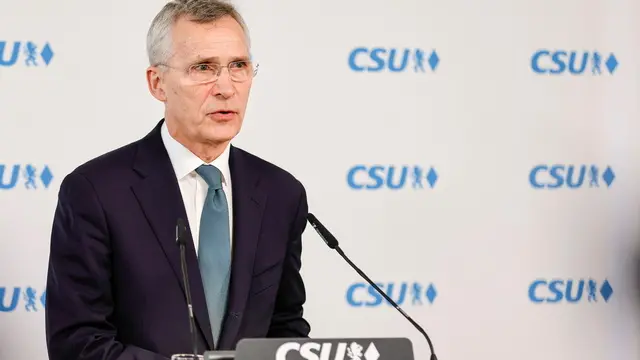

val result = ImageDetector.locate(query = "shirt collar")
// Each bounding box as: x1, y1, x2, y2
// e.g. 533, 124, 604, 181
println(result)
160, 120, 231, 185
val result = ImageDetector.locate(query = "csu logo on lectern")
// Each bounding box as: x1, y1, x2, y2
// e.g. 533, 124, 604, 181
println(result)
347, 165, 438, 190
276, 341, 380, 360
0, 164, 54, 190
528, 278, 613, 304
0, 41, 54, 67
347, 281, 437, 307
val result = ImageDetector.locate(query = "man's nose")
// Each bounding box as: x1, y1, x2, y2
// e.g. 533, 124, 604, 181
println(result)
212, 68, 235, 98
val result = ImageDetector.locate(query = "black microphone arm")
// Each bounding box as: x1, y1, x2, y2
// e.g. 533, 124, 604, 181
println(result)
176, 218, 199, 356
306, 213, 438, 360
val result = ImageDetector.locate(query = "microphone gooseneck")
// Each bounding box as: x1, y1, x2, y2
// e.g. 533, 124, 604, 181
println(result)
306, 213, 438, 360
176, 218, 199, 357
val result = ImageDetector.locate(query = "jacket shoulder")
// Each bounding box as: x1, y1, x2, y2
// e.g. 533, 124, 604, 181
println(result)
234, 146, 304, 191
71, 140, 140, 181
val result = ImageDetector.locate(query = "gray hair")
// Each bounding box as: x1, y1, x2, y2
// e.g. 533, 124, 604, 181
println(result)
146, 0, 250, 66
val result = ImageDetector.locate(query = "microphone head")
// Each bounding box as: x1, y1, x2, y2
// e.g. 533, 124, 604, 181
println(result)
306, 212, 339, 249
306, 213, 318, 224
176, 218, 187, 245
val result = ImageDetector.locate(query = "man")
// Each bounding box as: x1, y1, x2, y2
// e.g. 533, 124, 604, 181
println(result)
45, 1, 311, 359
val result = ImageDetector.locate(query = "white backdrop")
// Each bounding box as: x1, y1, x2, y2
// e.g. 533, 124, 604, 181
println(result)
1, 0, 639, 359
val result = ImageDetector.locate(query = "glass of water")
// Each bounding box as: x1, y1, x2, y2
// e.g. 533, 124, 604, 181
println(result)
171, 354, 203, 360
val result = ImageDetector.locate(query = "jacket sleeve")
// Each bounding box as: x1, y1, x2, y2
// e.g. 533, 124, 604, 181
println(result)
45, 171, 169, 360
267, 180, 311, 338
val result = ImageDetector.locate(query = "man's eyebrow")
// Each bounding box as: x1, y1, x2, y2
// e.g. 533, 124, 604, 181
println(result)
191, 55, 250, 64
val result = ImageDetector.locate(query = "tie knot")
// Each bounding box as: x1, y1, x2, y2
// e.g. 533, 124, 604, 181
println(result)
196, 165, 223, 189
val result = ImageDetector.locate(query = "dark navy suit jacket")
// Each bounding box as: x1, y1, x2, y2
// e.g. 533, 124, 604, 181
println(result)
45, 120, 310, 360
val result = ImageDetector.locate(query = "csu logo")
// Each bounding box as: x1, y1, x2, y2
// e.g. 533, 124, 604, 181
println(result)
347, 282, 437, 307
347, 165, 438, 190
528, 279, 613, 303
529, 164, 615, 189
0, 164, 54, 190
276, 341, 380, 360
531, 50, 618, 75
348, 47, 439, 73
0, 41, 54, 67
0, 286, 46, 312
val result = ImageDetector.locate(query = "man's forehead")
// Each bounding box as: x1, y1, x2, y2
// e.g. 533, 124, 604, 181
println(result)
169, 17, 249, 61
173, 18, 247, 44
177, 37, 246, 49
174, 38, 249, 60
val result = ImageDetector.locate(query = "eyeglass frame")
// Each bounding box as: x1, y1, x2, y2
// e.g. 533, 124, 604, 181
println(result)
155, 59, 259, 84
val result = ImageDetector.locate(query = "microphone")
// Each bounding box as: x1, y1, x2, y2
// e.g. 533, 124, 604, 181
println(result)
176, 218, 199, 357
306, 213, 438, 360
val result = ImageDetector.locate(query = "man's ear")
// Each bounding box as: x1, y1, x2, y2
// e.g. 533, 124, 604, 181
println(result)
146, 66, 167, 102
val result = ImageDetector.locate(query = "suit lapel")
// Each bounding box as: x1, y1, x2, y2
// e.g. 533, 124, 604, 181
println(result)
218, 146, 266, 349
130, 121, 214, 349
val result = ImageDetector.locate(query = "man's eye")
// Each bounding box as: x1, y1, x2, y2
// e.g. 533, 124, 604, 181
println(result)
193, 64, 213, 72
230, 61, 247, 69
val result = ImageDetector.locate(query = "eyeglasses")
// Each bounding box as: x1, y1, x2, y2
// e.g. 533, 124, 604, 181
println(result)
158, 60, 259, 84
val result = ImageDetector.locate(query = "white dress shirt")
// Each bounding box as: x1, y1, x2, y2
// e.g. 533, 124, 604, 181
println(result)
160, 121, 233, 254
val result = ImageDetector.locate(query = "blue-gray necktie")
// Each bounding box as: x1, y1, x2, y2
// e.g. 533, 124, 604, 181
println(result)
195, 164, 231, 346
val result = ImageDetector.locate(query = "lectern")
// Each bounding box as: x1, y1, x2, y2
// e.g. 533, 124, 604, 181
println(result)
199, 337, 414, 360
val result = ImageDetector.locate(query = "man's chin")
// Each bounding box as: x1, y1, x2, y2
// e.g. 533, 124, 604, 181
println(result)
200, 127, 240, 145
